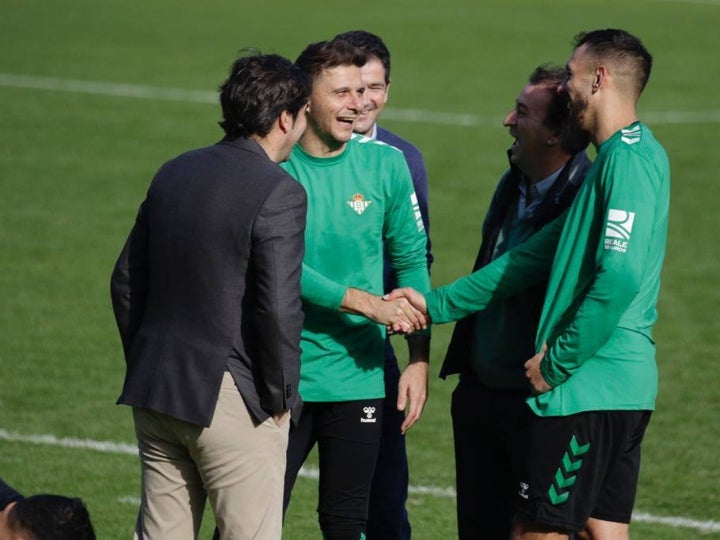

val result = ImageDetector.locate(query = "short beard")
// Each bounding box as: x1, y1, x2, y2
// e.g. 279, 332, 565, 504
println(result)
568, 94, 590, 136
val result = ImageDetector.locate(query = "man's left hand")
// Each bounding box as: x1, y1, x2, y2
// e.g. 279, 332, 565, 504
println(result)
524, 344, 552, 394
397, 359, 428, 433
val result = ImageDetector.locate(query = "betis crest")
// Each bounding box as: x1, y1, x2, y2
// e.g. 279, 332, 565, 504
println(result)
347, 193, 372, 215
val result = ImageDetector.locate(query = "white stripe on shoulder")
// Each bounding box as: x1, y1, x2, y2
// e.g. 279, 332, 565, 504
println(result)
351, 133, 403, 153
620, 124, 642, 145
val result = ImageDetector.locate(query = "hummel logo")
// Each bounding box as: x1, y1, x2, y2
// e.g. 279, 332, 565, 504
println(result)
519, 482, 530, 500
348, 193, 372, 215
361, 406, 377, 423
621, 125, 641, 145
604, 209, 635, 253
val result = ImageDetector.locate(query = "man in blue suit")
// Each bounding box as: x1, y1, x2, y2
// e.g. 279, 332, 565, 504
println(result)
334, 30, 433, 540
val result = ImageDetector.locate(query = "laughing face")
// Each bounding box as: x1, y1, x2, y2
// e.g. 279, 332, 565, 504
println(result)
303, 64, 366, 156
560, 44, 594, 135
503, 82, 557, 176
354, 57, 389, 136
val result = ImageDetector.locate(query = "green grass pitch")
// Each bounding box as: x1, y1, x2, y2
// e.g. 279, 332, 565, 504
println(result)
1, 0, 719, 538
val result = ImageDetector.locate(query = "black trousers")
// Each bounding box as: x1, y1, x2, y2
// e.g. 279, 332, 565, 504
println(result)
452, 375, 532, 540
284, 399, 384, 540
367, 354, 411, 540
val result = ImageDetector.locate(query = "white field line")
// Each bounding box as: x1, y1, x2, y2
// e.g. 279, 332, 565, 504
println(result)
0, 73, 218, 105
1, 73, 719, 127
2, 429, 719, 533
632, 512, 720, 533
655, 0, 720, 5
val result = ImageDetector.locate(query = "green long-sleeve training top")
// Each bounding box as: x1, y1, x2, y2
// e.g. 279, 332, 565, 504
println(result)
282, 135, 430, 402
427, 123, 670, 417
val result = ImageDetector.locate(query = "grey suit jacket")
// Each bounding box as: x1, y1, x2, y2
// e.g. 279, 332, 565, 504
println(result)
111, 137, 306, 427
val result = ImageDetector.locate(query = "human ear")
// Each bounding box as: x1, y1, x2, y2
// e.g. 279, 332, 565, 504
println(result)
592, 66, 607, 93
278, 110, 293, 134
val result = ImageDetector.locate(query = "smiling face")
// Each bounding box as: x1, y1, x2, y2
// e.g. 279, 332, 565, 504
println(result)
354, 57, 389, 136
301, 64, 366, 156
503, 82, 557, 178
560, 44, 595, 134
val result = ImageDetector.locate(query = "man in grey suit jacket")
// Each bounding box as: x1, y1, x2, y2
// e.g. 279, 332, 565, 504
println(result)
110, 53, 310, 540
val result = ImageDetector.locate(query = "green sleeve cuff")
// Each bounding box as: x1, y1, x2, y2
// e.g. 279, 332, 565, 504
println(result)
540, 349, 566, 388
300, 264, 347, 311
426, 289, 443, 324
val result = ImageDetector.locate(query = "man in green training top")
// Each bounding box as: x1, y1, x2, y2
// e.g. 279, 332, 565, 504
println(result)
281, 38, 431, 540
389, 29, 670, 540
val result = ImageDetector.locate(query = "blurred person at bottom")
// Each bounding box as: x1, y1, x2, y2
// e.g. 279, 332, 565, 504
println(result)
0, 477, 95, 540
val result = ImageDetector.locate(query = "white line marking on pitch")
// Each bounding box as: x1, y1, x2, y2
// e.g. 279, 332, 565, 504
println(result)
655, 0, 720, 5
1, 73, 719, 127
2, 428, 719, 533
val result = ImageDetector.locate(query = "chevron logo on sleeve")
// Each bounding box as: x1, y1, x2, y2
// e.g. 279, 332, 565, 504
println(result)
620, 125, 642, 145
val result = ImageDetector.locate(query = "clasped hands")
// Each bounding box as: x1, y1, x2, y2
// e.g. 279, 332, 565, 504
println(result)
340, 286, 428, 334
380, 286, 553, 395
375, 288, 552, 393
381, 287, 429, 335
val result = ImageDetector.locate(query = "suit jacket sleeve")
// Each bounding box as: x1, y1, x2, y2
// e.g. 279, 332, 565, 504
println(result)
110, 202, 149, 358
250, 178, 307, 413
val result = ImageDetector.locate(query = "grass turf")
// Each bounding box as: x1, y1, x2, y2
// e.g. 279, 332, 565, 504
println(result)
1, 0, 719, 538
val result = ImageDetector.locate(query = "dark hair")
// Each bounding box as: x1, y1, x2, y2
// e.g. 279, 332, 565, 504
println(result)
528, 64, 589, 154
8, 495, 95, 540
295, 39, 368, 81
334, 30, 391, 83
573, 29, 653, 94
219, 52, 311, 139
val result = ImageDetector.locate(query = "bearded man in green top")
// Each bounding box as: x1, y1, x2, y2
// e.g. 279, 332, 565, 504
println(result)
389, 29, 670, 540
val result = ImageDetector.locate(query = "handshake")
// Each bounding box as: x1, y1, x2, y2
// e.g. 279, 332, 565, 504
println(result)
341, 287, 430, 334
383, 287, 430, 334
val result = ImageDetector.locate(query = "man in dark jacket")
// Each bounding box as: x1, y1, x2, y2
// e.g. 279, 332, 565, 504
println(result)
110, 53, 310, 539
441, 65, 591, 540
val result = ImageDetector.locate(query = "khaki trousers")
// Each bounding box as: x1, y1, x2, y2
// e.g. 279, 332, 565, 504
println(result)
132, 372, 289, 540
